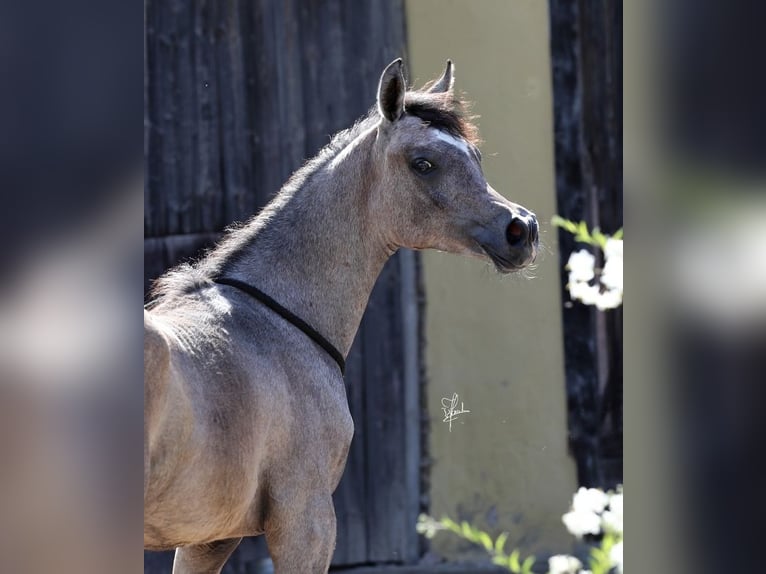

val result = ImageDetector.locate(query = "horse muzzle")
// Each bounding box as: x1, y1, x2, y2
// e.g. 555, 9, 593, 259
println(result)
474, 212, 539, 273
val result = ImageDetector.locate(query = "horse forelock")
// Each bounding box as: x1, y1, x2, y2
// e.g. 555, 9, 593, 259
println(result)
403, 90, 480, 146
315, 87, 480, 160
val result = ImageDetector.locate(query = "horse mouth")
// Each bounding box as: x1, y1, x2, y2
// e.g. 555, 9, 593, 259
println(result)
480, 243, 535, 274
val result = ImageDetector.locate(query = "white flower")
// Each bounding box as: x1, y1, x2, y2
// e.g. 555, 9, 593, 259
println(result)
564, 238, 623, 310
594, 287, 623, 310
602, 492, 623, 533
548, 554, 583, 574
562, 509, 601, 537
415, 514, 443, 539
568, 279, 601, 305
610, 540, 623, 573
601, 510, 622, 534
566, 249, 596, 282
572, 487, 609, 514
601, 510, 623, 534
600, 252, 623, 292
609, 492, 623, 516
604, 237, 623, 260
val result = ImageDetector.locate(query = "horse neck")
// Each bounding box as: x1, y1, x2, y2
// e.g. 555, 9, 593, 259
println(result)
224, 127, 391, 356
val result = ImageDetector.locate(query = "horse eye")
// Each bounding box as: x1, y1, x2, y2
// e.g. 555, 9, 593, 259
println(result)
411, 158, 435, 174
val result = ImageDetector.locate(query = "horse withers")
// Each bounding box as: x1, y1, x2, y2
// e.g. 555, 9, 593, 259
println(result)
144, 59, 538, 573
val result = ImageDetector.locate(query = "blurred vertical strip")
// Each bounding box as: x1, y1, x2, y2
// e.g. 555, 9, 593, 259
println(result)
548, 0, 623, 489
626, 0, 766, 571
0, 0, 142, 264
0, 0, 143, 572
660, 0, 766, 573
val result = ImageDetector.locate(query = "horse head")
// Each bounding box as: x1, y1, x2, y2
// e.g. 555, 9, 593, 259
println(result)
371, 58, 538, 273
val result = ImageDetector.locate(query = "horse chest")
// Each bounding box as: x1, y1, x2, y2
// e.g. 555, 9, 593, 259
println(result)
294, 379, 352, 450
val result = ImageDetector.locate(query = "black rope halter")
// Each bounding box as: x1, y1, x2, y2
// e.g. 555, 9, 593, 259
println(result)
214, 277, 345, 374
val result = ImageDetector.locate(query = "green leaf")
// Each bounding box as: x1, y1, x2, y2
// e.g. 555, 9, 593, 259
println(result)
509, 549, 521, 573
613, 228, 624, 239
521, 555, 535, 574
460, 521, 473, 540
590, 547, 607, 562
551, 215, 578, 234
478, 531, 494, 552
492, 555, 509, 567
494, 532, 509, 554
442, 517, 460, 534
592, 228, 607, 249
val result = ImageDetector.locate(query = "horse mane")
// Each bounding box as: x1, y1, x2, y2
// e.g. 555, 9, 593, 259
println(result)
148, 85, 479, 306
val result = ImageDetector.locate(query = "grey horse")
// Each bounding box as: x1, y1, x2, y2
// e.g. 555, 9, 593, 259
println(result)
144, 59, 538, 573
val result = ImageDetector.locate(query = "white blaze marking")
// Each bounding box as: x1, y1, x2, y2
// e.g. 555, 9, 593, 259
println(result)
430, 128, 472, 157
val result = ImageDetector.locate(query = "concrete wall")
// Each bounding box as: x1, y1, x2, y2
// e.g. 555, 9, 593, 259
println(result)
405, 0, 578, 559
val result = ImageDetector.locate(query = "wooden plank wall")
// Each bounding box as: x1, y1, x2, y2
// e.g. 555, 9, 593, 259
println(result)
144, 0, 421, 571
548, 0, 623, 489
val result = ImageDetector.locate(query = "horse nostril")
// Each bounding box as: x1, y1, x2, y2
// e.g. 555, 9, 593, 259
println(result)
528, 219, 539, 244
506, 218, 528, 246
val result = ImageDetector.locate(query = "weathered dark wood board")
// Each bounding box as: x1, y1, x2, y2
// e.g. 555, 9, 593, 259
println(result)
548, 0, 623, 488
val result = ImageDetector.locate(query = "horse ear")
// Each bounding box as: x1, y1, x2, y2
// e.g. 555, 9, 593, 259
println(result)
428, 60, 454, 94
377, 58, 406, 122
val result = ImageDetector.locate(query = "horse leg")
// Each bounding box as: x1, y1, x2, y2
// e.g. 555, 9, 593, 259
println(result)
172, 538, 242, 574
266, 496, 336, 573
